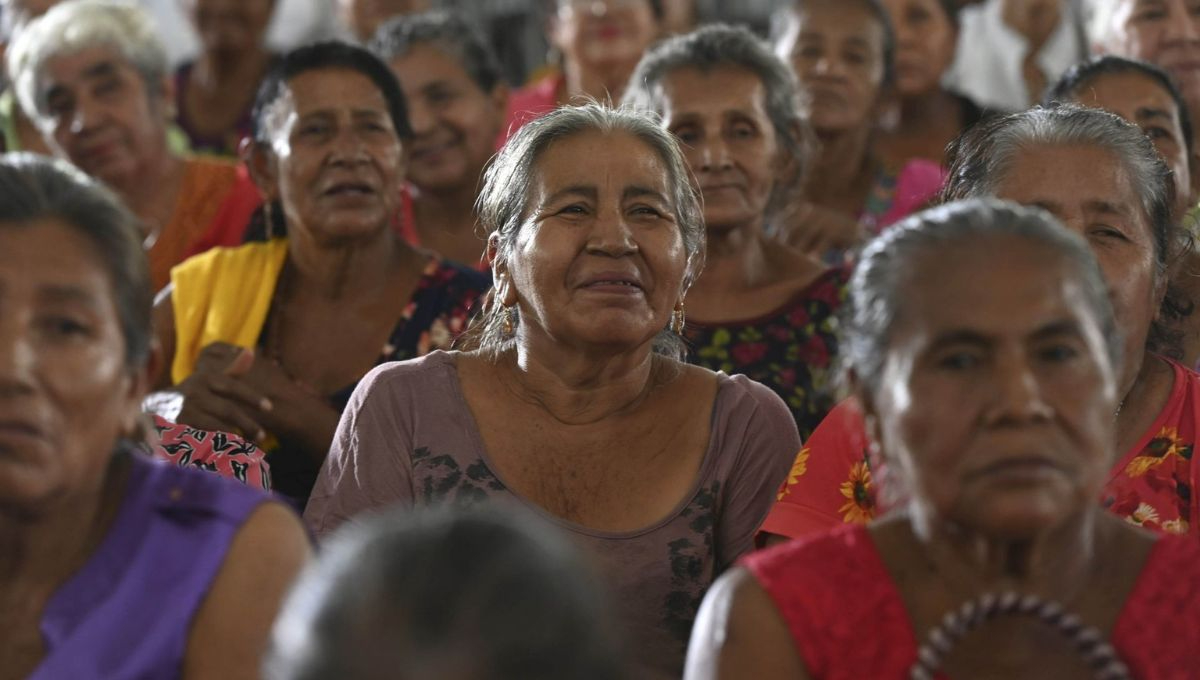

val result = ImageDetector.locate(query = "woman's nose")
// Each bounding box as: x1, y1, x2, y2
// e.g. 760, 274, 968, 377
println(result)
989, 356, 1053, 424
0, 319, 35, 398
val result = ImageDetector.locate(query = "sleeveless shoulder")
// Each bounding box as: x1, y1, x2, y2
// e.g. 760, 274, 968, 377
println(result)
741, 525, 917, 679
1112, 535, 1200, 678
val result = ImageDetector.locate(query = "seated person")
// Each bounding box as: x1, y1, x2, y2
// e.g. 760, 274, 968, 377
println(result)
150, 41, 490, 507
0, 153, 309, 680
6, 0, 261, 291
370, 10, 509, 267
687, 198, 1200, 679
265, 508, 624, 680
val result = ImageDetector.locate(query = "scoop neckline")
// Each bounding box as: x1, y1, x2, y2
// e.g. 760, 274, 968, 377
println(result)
431, 350, 730, 540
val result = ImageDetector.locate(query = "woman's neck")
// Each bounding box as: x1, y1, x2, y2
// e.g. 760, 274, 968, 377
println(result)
807, 126, 875, 211
503, 335, 662, 426
895, 88, 961, 135
690, 222, 771, 294
0, 453, 128, 596
413, 182, 480, 236
561, 59, 635, 104
194, 47, 271, 87
286, 227, 411, 302
117, 151, 186, 237
1115, 351, 1175, 455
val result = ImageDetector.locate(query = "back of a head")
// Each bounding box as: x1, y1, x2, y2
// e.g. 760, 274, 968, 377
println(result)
265, 508, 624, 680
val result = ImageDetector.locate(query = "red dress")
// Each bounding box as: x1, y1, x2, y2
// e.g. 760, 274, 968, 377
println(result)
743, 524, 1200, 679
761, 358, 1200, 540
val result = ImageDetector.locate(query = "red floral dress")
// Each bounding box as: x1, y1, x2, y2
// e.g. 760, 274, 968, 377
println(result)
760, 359, 1200, 540
148, 415, 270, 490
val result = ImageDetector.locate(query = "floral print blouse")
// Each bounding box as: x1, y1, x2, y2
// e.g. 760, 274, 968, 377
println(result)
683, 266, 849, 442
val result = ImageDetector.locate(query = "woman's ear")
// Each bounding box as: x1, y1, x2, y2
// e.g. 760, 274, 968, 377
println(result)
487, 235, 518, 306
239, 138, 277, 202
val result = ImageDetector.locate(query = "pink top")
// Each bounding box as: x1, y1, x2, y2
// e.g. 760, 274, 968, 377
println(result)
501, 72, 562, 144
744, 524, 1200, 679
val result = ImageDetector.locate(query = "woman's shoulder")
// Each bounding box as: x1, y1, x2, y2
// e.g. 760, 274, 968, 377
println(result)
357, 350, 462, 397
131, 451, 272, 525
1113, 533, 1200, 671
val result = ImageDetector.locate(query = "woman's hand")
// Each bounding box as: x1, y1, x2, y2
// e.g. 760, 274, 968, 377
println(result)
169, 343, 275, 443
233, 357, 343, 465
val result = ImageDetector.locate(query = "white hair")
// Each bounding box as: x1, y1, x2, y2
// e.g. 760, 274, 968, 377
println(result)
6, 0, 168, 129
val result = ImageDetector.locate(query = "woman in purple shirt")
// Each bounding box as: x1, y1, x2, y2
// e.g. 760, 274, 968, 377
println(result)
0, 154, 310, 680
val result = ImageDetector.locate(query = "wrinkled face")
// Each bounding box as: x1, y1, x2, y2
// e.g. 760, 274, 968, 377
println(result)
261, 69, 404, 246
1103, 0, 1200, 117
882, 0, 956, 97
552, 0, 659, 71
39, 46, 169, 186
0, 219, 145, 519
389, 44, 506, 193
1068, 71, 1193, 216
868, 237, 1117, 540
777, 1, 886, 133
502, 131, 688, 353
993, 144, 1162, 395
659, 66, 780, 233
187, 0, 275, 55
337, 0, 432, 42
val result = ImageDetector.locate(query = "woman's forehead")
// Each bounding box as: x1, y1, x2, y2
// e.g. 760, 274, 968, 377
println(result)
532, 132, 673, 196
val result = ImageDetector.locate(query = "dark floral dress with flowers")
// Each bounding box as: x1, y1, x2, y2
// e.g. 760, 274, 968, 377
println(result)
683, 266, 849, 442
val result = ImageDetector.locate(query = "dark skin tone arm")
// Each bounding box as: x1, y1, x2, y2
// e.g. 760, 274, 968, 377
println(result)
684, 567, 811, 680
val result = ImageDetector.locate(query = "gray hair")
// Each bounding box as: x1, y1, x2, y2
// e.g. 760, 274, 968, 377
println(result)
942, 104, 1186, 358
7, 0, 169, 129
462, 102, 705, 360
263, 508, 624, 680
844, 198, 1122, 395
622, 23, 813, 205
368, 10, 503, 94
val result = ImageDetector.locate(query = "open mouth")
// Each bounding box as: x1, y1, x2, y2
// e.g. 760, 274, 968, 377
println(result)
323, 181, 375, 197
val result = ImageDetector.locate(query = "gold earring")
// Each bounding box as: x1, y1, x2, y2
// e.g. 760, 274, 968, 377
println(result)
502, 305, 517, 335
671, 303, 686, 334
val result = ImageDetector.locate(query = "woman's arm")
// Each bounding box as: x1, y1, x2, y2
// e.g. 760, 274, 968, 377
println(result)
151, 286, 178, 390
684, 567, 811, 680
181, 502, 311, 680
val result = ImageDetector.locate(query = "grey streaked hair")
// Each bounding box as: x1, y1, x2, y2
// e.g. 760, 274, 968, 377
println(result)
7, 0, 169, 129
844, 198, 1122, 395
942, 104, 1185, 358
368, 10, 503, 94
460, 102, 705, 360
263, 508, 624, 680
622, 23, 813, 205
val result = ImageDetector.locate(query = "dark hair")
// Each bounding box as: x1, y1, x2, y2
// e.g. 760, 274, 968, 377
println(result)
0, 153, 151, 368
250, 40, 413, 144
541, 0, 664, 21
263, 508, 625, 680
942, 104, 1187, 359
369, 10, 504, 94
770, 0, 896, 88
1044, 55, 1195, 158
622, 23, 813, 210
247, 41, 411, 239
844, 198, 1122, 394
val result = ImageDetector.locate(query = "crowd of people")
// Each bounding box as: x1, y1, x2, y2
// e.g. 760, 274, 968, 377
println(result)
3, 0, 1200, 679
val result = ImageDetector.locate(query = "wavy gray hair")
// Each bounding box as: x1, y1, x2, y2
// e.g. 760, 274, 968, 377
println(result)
7, 0, 169, 129
461, 102, 705, 360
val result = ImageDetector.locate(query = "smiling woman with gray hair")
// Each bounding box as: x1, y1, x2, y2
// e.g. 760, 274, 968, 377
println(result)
305, 102, 801, 680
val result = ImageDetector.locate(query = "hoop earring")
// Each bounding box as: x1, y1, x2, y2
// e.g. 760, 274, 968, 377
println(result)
671, 303, 686, 334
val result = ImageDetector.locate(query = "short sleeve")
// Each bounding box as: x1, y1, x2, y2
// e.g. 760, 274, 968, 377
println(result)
304, 363, 415, 539
756, 399, 877, 543
714, 377, 803, 571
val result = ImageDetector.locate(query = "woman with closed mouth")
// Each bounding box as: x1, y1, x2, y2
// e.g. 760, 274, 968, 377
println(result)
370, 10, 509, 269
624, 24, 844, 441
146, 42, 491, 508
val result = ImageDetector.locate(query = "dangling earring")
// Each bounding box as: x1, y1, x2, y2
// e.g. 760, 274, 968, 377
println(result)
671, 302, 686, 334
502, 305, 517, 335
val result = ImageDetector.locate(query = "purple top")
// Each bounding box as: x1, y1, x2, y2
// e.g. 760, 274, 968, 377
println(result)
29, 452, 271, 679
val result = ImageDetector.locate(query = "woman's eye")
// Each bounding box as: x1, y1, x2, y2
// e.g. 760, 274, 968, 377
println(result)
631, 205, 664, 218
1145, 126, 1173, 141
1134, 8, 1168, 21
40, 316, 91, 339
672, 127, 700, 144
730, 123, 756, 139
936, 352, 981, 371
558, 204, 589, 216
1090, 226, 1129, 242
1039, 344, 1080, 363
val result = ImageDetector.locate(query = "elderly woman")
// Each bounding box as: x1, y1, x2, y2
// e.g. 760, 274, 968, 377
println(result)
762, 105, 1200, 541
770, 0, 945, 255
266, 509, 623, 680
1045, 55, 1200, 368
876, 0, 989, 168
0, 153, 309, 679
173, 0, 277, 155
304, 103, 800, 680
622, 24, 842, 440
6, 0, 260, 291
370, 11, 509, 267
505, 0, 661, 137
686, 199, 1200, 680
150, 41, 490, 506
